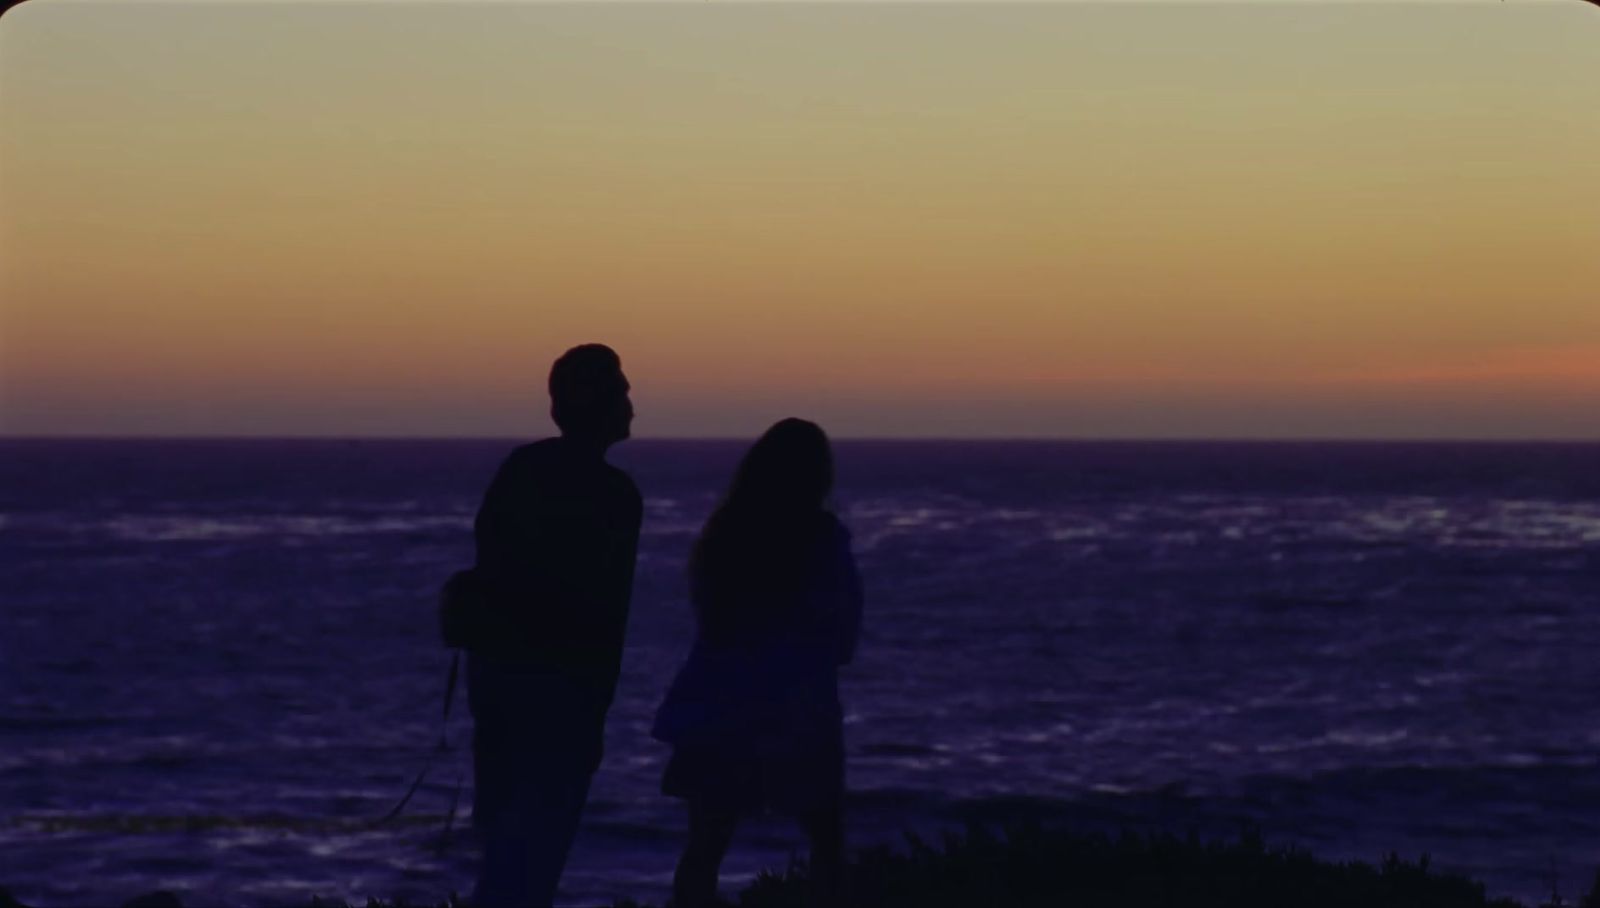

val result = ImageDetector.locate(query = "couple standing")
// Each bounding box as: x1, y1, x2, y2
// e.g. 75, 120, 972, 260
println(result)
460, 344, 863, 908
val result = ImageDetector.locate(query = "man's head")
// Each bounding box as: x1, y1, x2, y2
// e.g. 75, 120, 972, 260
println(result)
549, 344, 633, 447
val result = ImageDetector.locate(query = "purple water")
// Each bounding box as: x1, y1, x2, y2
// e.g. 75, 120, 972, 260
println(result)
2, 439, 1597, 906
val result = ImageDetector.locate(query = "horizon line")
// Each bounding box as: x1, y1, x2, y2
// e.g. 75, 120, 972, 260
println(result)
3, 433, 1598, 445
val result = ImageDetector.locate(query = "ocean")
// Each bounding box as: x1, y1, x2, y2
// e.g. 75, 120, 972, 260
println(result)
2, 439, 1597, 906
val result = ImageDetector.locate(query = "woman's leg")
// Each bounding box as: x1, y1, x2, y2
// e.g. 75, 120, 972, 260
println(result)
673, 801, 740, 908
800, 805, 844, 908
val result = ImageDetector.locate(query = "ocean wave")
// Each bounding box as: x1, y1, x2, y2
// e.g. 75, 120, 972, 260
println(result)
3, 513, 473, 543
8, 812, 450, 835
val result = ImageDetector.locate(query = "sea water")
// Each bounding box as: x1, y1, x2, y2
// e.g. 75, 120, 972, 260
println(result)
2, 439, 1597, 906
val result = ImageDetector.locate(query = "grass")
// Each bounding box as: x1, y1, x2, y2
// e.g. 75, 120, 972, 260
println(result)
8, 825, 1594, 908
333, 824, 1599, 908
614, 824, 1543, 908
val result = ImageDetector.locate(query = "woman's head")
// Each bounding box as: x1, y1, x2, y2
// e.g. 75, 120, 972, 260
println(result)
691, 418, 836, 638
724, 418, 833, 514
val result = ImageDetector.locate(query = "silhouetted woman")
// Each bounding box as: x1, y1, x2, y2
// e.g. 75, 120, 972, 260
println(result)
652, 418, 864, 908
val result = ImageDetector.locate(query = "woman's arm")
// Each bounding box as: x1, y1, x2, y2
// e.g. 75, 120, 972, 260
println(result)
831, 522, 864, 666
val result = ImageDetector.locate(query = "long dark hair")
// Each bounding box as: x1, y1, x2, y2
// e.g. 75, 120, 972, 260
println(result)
690, 418, 835, 641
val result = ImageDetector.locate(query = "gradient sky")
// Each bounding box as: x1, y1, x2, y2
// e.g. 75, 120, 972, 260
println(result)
2, 0, 1597, 438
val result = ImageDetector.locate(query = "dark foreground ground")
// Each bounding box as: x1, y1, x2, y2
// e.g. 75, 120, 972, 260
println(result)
9, 826, 1597, 908
601, 825, 1594, 908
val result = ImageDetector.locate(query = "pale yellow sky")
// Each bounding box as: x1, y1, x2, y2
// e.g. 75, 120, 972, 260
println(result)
2, 1, 1597, 437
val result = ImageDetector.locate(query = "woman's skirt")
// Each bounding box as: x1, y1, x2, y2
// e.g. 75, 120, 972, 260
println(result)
661, 723, 844, 817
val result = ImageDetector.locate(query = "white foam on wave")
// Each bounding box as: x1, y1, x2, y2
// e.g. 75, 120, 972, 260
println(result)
97, 514, 472, 542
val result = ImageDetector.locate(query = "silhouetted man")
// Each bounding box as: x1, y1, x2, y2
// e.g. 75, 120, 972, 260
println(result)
467, 344, 642, 908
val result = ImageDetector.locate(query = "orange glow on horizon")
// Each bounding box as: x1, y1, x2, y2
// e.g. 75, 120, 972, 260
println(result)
2, 1, 1597, 438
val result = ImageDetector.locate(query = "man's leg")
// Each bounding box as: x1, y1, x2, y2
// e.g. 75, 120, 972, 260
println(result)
520, 764, 594, 908
673, 801, 740, 908
800, 806, 844, 908
470, 657, 531, 908
473, 816, 530, 908
471, 721, 535, 908
470, 659, 607, 908
472, 748, 595, 908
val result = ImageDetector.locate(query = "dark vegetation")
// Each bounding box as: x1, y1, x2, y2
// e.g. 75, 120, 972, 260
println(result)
11, 825, 1595, 908
609, 824, 1597, 908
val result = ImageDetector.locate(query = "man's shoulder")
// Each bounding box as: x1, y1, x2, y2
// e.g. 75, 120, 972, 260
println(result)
479, 439, 562, 501
507, 437, 563, 464
819, 510, 852, 548
602, 462, 643, 511
818, 509, 846, 534
601, 457, 638, 487
498, 438, 570, 478
505, 440, 638, 507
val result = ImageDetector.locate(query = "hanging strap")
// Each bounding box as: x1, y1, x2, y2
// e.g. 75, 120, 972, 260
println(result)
382, 651, 462, 825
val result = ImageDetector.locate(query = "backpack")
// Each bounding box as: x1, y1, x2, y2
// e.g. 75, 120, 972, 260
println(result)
383, 568, 481, 833
438, 567, 493, 650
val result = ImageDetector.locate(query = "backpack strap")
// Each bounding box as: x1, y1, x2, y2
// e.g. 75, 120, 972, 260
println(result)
382, 651, 461, 826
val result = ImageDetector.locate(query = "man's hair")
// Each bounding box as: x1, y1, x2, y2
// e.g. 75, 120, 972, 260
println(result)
549, 344, 624, 432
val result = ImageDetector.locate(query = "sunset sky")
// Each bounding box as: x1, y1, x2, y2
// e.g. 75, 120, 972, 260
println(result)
2, 0, 1597, 438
